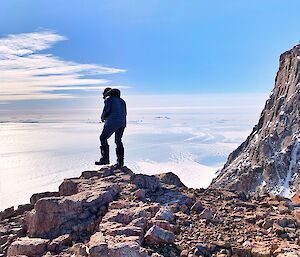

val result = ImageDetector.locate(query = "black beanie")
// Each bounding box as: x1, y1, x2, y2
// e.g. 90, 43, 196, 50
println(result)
103, 87, 112, 98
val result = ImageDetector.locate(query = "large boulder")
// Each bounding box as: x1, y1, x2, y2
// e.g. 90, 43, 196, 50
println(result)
27, 184, 120, 238
7, 237, 49, 257
131, 174, 160, 193
155, 172, 185, 187
58, 179, 80, 196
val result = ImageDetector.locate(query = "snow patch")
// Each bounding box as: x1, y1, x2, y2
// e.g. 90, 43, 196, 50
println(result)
279, 136, 300, 197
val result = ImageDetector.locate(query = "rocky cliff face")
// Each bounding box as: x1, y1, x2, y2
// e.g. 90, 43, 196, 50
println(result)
1, 166, 300, 257
211, 44, 300, 197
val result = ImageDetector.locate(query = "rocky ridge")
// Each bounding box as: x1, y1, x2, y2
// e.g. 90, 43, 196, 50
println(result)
210, 44, 300, 196
1, 167, 300, 257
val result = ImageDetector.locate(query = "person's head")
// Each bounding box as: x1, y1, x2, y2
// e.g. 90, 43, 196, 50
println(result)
102, 87, 112, 99
108, 88, 121, 97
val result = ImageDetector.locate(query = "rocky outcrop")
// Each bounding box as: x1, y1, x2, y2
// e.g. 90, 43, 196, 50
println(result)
1, 166, 300, 257
211, 44, 300, 197
27, 181, 120, 238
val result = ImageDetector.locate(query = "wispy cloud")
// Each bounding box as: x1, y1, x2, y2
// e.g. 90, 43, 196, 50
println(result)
0, 31, 126, 102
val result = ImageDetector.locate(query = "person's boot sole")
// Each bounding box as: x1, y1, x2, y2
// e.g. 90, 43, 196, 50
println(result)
95, 161, 110, 165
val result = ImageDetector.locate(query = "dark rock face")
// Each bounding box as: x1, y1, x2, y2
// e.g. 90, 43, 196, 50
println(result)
211, 45, 300, 197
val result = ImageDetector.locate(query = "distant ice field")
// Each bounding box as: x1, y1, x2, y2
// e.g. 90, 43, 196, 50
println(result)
0, 94, 267, 210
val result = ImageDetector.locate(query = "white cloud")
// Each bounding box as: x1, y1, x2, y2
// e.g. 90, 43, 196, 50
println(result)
0, 31, 126, 102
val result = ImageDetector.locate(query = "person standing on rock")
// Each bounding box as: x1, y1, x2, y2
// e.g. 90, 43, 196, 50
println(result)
95, 87, 127, 168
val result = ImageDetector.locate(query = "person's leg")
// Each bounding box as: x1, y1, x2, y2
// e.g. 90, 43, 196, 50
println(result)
95, 125, 115, 165
114, 127, 125, 167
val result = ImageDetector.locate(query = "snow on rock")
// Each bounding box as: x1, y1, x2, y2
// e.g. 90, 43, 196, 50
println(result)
279, 136, 300, 197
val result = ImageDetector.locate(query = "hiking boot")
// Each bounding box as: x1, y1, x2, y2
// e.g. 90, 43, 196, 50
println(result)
113, 145, 124, 168
95, 145, 110, 165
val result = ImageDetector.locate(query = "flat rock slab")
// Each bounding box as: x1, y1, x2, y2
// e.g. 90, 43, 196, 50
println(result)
7, 237, 49, 257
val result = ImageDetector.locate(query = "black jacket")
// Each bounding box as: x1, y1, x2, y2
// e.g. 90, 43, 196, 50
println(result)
101, 96, 127, 128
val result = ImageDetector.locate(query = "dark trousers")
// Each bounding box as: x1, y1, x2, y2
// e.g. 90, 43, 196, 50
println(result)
100, 125, 125, 149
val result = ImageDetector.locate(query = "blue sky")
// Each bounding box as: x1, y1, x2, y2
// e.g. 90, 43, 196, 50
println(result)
0, 0, 300, 103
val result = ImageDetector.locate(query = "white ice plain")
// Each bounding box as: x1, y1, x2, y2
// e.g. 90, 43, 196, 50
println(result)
0, 94, 267, 210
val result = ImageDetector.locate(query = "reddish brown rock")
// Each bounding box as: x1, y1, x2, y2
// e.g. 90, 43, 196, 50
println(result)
131, 174, 160, 193
48, 234, 72, 252
88, 232, 108, 257
30, 192, 60, 205
109, 241, 145, 257
154, 207, 174, 222
153, 220, 176, 233
190, 201, 204, 213
145, 225, 175, 246
0, 207, 15, 221
7, 237, 49, 257
291, 192, 300, 204
251, 245, 271, 257
198, 208, 213, 220
71, 243, 88, 256
155, 172, 185, 187
134, 189, 146, 200
27, 184, 120, 238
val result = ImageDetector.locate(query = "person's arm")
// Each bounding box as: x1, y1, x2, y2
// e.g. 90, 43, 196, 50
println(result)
124, 100, 127, 116
101, 98, 111, 122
